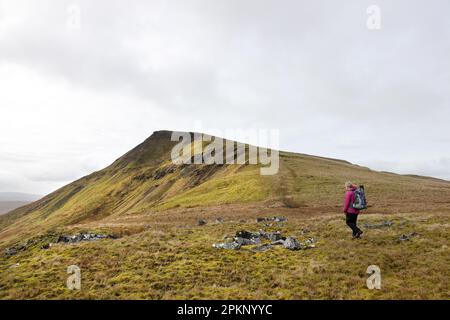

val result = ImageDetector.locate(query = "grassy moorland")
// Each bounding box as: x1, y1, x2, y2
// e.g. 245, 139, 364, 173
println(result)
0, 209, 448, 299
0, 131, 449, 299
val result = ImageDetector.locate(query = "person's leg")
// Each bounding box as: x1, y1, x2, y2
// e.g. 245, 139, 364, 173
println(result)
353, 214, 359, 231
353, 214, 363, 237
346, 213, 358, 236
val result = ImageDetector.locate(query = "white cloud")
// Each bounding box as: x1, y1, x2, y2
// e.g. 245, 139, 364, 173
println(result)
0, 0, 449, 194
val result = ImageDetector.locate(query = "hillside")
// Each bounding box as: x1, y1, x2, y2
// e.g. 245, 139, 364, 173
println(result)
0, 130, 449, 299
0, 131, 274, 244
2, 130, 449, 244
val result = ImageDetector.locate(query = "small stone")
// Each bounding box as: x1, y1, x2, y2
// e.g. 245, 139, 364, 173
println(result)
235, 230, 259, 239
399, 232, 418, 241
5, 247, 18, 256
234, 237, 261, 246
283, 237, 301, 250
213, 242, 241, 250
363, 221, 393, 229
256, 216, 287, 223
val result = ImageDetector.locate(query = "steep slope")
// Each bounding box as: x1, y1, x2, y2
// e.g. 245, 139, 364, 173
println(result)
1, 130, 450, 246
0, 131, 274, 244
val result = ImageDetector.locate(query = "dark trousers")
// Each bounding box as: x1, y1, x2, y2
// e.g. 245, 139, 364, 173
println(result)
345, 213, 361, 236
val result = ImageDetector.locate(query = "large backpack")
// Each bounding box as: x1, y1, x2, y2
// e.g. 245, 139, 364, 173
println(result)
351, 186, 367, 210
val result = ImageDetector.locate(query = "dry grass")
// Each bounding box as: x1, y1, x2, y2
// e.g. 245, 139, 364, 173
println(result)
1, 209, 448, 299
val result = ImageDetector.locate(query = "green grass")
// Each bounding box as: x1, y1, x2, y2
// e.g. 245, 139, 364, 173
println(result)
1, 211, 448, 299
156, 167, 274, 210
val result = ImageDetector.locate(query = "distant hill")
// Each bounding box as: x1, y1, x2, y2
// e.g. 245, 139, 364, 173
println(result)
0, 193, 42, 202
0, 201, 31, 215
0, 193, 42, 215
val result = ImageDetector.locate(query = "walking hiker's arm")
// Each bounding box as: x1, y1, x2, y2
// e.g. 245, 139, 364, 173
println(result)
343, 192, 351, 213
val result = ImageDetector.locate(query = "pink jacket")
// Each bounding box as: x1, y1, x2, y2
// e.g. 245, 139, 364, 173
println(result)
343, 186, 360, 214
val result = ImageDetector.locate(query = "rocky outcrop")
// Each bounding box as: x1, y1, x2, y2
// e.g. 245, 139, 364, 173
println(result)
3, 232, 116, 257
213, 229, 315, 252
282, 237, 302, 250
56, 233, 115, 243
256, 216, 287, 223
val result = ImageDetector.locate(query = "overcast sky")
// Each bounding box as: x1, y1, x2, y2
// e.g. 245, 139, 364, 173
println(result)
0, 0, 449, 195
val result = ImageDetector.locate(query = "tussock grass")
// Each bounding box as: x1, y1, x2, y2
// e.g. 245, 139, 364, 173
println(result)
1, 211, 448, 299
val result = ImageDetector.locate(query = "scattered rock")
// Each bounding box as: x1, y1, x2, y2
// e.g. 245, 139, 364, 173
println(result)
235, 230, 260, 239
271, 237, 316, 250
258, 229, 283, 241
283, 237, 302, 250
4, 247, 18, 256
41, 243, 50, 250
304, 238, 316, 248
215, 218, 224, 224
213, 229, 315, 252
399, 232, 418, 241
235, 237, 261, 246
256, 216, 287, 223
362, 220, 393, 229
4, 232, 114, 256
213, 242, 241, 250
4, 244, 26, 256
56, 233, 115, 244
198, 219, 207, 226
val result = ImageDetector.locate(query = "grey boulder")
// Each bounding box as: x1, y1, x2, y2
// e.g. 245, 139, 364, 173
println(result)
283, 237, 302, 250
213, 242, 241, 250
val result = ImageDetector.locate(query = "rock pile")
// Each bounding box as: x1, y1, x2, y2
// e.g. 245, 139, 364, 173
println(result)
362, 220, 393, 229
256, 216, 288, 223
4, 246, 23, 256
56, 233, 115, 243
3, 232, 114, 257
213, 229, 315, 252
270, 236, 316, 251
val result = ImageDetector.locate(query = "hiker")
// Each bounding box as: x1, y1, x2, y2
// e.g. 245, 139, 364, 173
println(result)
343, 181, 363, 238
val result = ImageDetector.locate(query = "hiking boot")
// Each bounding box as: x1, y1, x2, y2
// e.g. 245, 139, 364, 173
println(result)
354, 230, 363, 238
